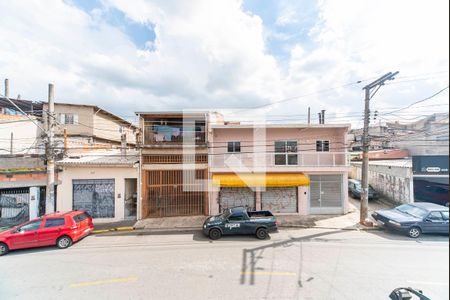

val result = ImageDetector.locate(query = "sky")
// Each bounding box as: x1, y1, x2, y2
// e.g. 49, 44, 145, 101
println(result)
0, 0, 449, 126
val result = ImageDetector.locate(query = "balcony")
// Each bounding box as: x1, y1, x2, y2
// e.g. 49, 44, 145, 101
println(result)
209, 152, 349, 170
142, 119, 206, 147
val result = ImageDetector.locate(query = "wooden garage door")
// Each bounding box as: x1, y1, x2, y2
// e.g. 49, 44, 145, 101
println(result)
219, 188, 255, 212
145, 170, 206, 218
262, 187, 298, 213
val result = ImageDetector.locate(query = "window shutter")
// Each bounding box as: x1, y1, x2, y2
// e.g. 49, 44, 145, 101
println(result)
73, 114, 79, 125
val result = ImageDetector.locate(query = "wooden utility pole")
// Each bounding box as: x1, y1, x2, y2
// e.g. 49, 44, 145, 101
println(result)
46, 83, 56, 214
360, 72, 399, 225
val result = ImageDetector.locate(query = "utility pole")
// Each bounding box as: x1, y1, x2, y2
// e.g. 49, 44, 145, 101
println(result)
10, 132, 13, 154
46, 83, 55, 214
308, 107, 311, 125
360, 71, 399, 225
4, 78, 9, 98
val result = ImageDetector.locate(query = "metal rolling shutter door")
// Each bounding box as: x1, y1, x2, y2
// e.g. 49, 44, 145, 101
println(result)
261, 187, 297, 213
73, 179, 115, 218
219, 188, 255, 212
320, 175, 342, 208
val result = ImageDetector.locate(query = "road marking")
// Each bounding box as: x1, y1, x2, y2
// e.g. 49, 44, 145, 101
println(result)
70, 277, 138, 288
240, 271, 297, 277
407, 280, 449, 286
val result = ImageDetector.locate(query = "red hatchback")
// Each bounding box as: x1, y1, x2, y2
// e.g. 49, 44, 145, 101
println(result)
0, 211, 94, 256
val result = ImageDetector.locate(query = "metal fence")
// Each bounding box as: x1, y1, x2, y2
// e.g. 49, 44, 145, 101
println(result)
0, 188, 30, 227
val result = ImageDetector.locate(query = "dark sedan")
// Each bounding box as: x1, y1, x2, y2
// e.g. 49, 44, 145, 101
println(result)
348, 179, 379, 200
372, 202, 449, 238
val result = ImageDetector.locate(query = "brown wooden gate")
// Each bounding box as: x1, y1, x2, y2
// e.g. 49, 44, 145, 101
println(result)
143, 170, 207, 218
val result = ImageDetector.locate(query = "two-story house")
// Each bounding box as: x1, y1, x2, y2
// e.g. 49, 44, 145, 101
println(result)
42, 102, 137, 151
136, 111, 222, 219
209, 123, 351, 215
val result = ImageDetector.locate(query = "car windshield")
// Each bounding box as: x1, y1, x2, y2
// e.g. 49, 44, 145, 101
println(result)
396, 204, 428, 218
218, 209, 232, 219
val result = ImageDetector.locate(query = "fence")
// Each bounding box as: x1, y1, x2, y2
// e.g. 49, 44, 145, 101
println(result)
0, 188, 30, 227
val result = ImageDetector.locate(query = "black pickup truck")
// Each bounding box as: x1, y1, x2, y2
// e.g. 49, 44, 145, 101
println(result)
203, 207, 278, 240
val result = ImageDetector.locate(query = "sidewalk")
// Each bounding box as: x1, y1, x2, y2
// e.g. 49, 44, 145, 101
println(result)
94, 198, 393, 234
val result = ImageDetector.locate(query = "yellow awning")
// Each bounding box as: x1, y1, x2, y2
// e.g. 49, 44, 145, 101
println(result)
212, 173, 310, 187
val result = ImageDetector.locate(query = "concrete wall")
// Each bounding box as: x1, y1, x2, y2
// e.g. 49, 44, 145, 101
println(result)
43, 104, 94, 137
351, 161, 413, 204
57, 165, 138, 222
93, 112, 136, 144
0, 117, 42, 155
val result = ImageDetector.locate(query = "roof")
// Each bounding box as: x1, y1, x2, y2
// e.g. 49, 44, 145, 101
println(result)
0, 114, 31, 122
412, 202, 449, 211
211, 123, 351, 129
0, 97, 43, 117
352, 159, 412, 168
57, 150, 139, 167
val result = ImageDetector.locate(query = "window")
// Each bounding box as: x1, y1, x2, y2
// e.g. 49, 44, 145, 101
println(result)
228, 214, 245, 221
441, 211, 449, 221
227, 142, 241, 153
275, 141, 298, 165
428, 212, 444, 221
44, 218, 65, 228
316, 140, 330, 152
73, 213, 89, 223
59, 113, 78, 125
18, 220, 42, 232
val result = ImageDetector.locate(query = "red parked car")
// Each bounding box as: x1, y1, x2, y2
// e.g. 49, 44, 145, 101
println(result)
0, 211, 94, 256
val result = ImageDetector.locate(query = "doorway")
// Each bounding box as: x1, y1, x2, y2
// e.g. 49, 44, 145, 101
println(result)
124, 178, 137, 219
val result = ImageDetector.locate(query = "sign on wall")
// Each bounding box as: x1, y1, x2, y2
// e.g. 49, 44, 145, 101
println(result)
412, 156, 449, 176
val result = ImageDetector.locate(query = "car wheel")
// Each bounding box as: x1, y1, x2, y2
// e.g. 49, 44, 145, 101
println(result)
209, 228, 222, 240
57, 236, 73, 249
0, 243, 9, 256
256, 228, 268, 240
408, 227, 422, 238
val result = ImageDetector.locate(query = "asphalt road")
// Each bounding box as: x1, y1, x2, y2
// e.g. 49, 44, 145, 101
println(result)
0, 228, 448, 300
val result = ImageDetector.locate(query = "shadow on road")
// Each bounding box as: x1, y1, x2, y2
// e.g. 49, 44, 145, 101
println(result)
240, 229, 344, 287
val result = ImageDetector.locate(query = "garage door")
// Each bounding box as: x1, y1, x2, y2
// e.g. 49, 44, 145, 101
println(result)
262, 187, 297, 213
310, 175, 343, 214
73, 179, 115, 218
219, 187, 255, 212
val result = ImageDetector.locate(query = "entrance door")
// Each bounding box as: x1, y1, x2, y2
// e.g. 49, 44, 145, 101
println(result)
124, 178, 137, 219
73, 179, 115, 218
219, 187, 255, 212
262, 187, 297, 213
310, 175, 343, 214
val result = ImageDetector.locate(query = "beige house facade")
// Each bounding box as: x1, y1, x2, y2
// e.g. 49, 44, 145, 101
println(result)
57, 151, 139, 222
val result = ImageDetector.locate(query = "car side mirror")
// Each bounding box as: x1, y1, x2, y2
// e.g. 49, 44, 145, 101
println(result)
424, 218, 432, 223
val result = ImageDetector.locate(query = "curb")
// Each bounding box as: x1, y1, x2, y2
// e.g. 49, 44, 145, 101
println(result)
92, 226, 135, 234
92, 225, 383, 234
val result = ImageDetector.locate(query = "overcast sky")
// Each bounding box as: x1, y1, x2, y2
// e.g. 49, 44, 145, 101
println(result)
0, 0, 448, 126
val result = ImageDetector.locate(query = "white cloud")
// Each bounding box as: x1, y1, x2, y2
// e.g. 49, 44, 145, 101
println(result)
0, 0, 448, 126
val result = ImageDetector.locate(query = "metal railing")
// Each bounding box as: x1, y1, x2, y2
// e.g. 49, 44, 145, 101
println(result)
143, 125, 206, 145
209, 152, 350, 168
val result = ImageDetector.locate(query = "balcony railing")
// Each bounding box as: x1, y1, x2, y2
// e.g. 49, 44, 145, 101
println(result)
143, 125, 206, 145
209, 152, 349, 168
